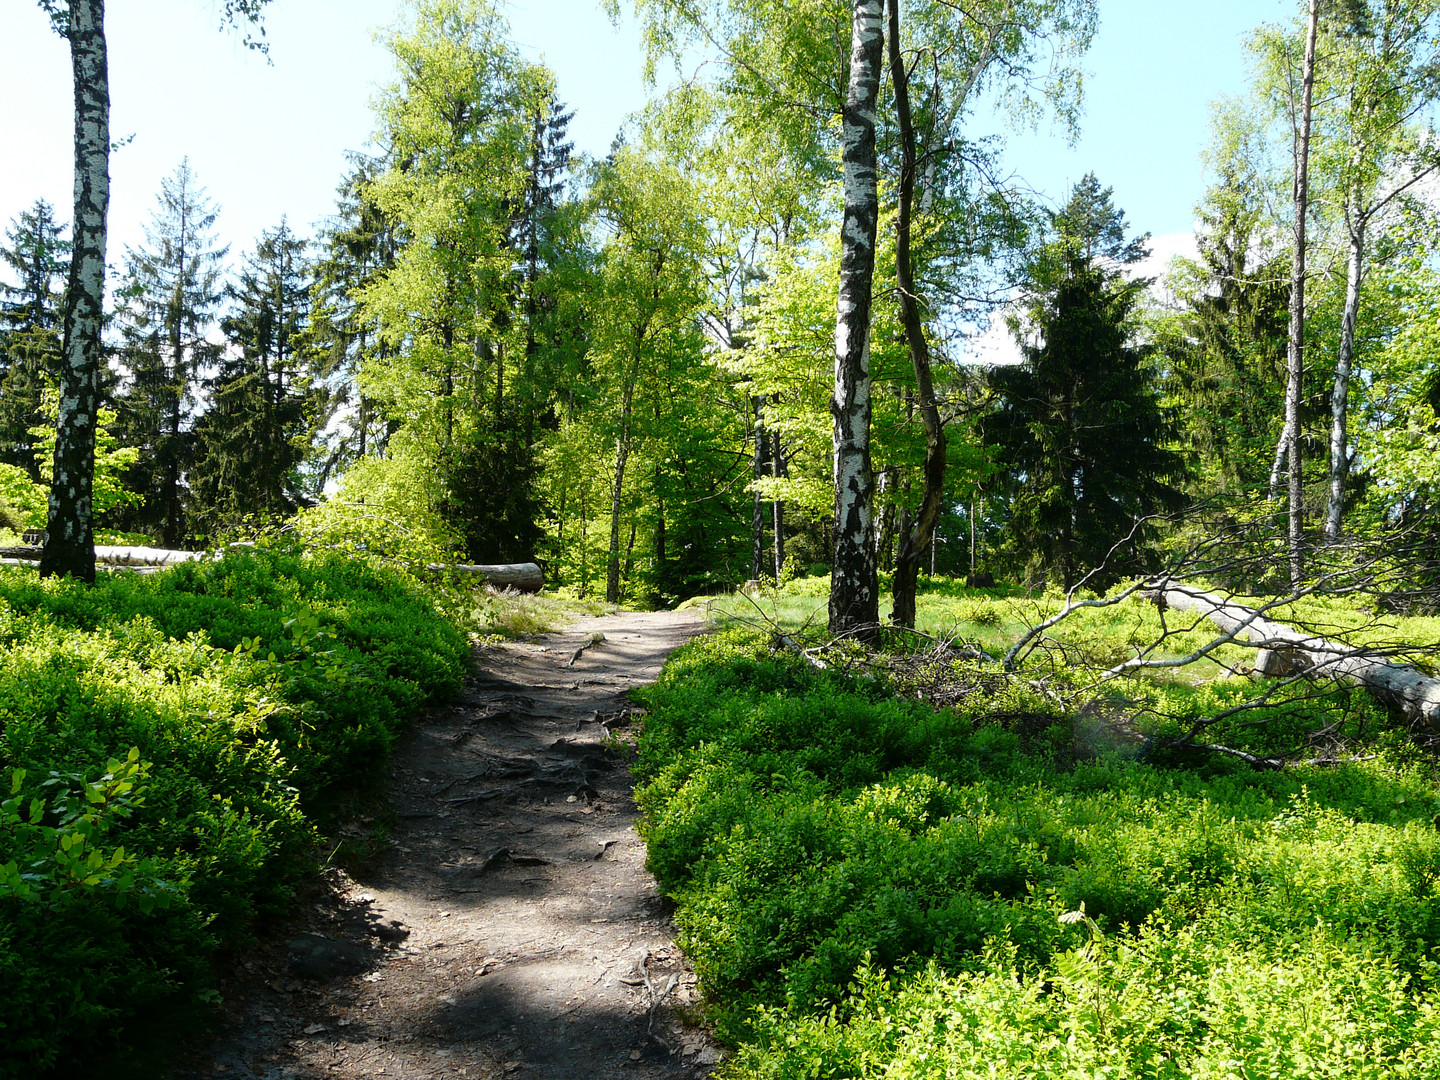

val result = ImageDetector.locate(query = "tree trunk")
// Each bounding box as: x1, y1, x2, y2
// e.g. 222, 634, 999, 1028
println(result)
1267, 417, 1292, 500
828, 0, 884, 642
771, 431, 786, 579
1324, 203, 1365, 543
41, 0, 109, 584
887, 0, 948, 629
1285, 0, 1320, 588
622, 515, 638, 587
436, 561, 544, 592
524, 106, 542, 449
655, 463, 667, 576
606, 368, 637, 605
1147, 584, 1440, 730
578, 482, 588, 599
751, 395, 767, 580
494, 339, 505, 426
164, 255, 184, 549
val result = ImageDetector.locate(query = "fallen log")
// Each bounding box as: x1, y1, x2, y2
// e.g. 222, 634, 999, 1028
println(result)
1, 543, 543, 591
426, 561, 544, 593
1146, 584, 1440, 728
0, 544, 204, 566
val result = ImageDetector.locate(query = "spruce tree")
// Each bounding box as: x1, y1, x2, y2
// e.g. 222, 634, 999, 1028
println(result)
113, 160, 227, 546
0, 199, 69, 476
190, 221, 311, 534
984, 174, 1186, 588
305, 154, 401, 484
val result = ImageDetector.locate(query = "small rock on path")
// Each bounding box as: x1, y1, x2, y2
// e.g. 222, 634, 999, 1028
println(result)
187, 609, 717, 1080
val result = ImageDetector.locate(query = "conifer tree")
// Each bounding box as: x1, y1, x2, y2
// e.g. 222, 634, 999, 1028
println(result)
113, 160, 227, 546
190, 221, 311, 533
984, 175, 1185, 588
305, 155, 401, 483
0, 199, 69, 476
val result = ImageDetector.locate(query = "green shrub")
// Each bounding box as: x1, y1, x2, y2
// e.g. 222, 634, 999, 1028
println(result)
635, 632, 1440, 1073
0, 546, 467, 1077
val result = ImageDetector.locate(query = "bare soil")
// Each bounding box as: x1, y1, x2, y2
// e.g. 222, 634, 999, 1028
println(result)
184, 609, 717, 1080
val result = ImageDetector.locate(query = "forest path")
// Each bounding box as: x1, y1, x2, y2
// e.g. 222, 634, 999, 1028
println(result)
189, 609, 717, 1080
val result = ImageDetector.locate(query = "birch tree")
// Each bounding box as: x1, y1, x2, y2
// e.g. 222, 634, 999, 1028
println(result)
34, 0, 272, 580
1281, 0, 1320, 588
1314, 0, 1440, 541
826, 0, 886, 638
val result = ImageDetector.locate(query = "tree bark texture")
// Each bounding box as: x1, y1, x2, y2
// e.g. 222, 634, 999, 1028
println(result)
1148, 584, 1440, 730
40, 0, 109, 584
887, 0, 948, 629
1325, 203, 1365, 542
1285, 0, 1320, 587
828, 0, 884, 641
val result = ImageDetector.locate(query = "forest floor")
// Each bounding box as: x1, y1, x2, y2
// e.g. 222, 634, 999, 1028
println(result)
184, 609, 717, 1080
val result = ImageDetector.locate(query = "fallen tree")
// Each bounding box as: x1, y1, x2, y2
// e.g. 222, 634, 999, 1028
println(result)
426, 561, 544, 593
0, 544, 545, 593
1141, 583, 1440, 729
0, 544, 204, 566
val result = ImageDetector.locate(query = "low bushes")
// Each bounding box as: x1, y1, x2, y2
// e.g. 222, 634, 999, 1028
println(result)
0, 547, 467, 1077
635, 631, 1440, 1077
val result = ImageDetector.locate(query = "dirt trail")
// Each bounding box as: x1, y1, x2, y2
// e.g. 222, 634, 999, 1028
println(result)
188, 609, 715, 1080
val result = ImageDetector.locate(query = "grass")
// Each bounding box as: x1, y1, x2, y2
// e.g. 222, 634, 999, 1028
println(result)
467, 585, 612, 639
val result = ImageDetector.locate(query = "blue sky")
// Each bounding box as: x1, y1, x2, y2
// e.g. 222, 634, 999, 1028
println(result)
0, 0, 1291, 274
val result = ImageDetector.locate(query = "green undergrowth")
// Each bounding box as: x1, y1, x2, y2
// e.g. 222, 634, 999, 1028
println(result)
705, 574, 1440, 686
0, 546, 468, 1078
634, 630, 1440, 1078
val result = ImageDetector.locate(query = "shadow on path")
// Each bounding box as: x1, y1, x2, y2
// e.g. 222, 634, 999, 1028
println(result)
186, 610, 717, 1080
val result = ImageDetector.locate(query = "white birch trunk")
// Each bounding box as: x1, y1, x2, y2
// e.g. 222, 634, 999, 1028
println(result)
1149, 585, 1440, 729
40, 0, 109, 583
1283, 0, 1320, 588
1324, 207, 1365, 542
828, 0, 885, 641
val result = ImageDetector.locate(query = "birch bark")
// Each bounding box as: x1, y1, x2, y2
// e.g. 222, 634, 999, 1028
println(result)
1324, 202, 1365, 542
1284, 0, 1320, 588
40, 0, 108, 583
828, 0, 884, 641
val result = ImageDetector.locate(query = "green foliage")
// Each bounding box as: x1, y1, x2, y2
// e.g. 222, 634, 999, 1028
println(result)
0, 546, 466, 1077
190, 221, 315, 537
0, 462, 46, 530
29, 394, 142, 522
983, 174, 1186, 589
636, 631, 1440, 1073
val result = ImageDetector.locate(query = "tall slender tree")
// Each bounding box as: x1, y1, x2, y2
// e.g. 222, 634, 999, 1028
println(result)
1282, 0, 1319, 586
829, 0, 885, 639
1315, 0, 1440, 540
35, 0, 271, 579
